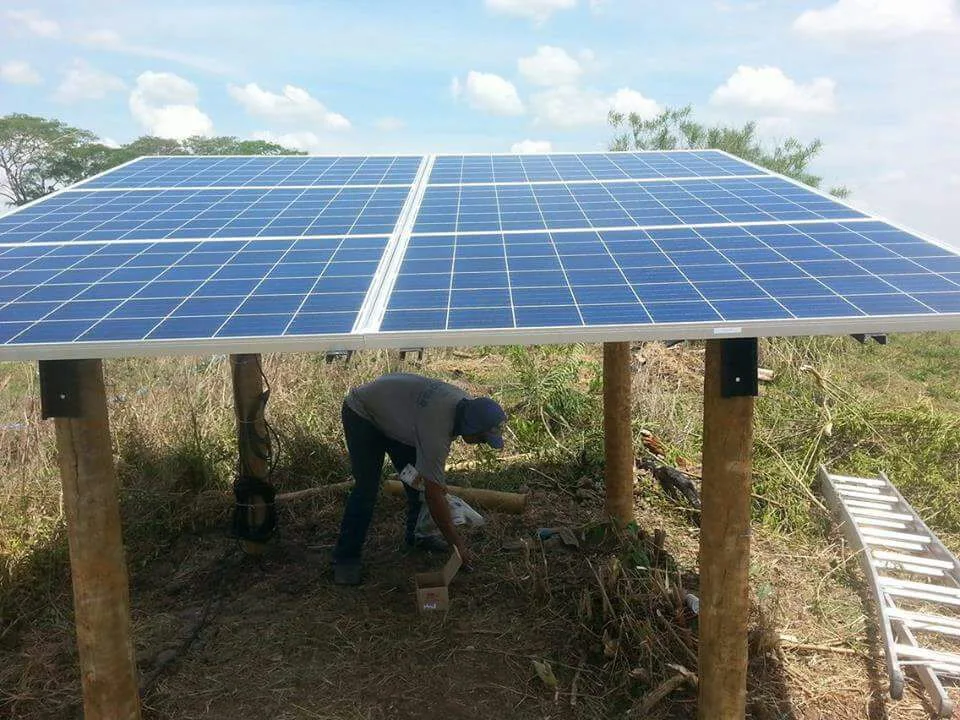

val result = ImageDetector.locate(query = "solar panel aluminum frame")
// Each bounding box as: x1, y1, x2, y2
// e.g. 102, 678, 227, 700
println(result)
1, 150, 959, 361
0, 155, 429, 362
364, 149, 960, 348
70, 153, 428, 191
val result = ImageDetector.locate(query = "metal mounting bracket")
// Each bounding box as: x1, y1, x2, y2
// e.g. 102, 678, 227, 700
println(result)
720, 338, 758, 398
39, 360, 83, 418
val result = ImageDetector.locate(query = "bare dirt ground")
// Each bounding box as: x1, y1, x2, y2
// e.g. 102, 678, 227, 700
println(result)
4, 479, 955, 719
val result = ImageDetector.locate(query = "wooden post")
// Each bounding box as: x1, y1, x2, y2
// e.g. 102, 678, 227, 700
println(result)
44, 359, 141, 719
698, 340, 757, 720
230, 354, 269, 550
230, 354, 268, 481
603, 341, 635, 524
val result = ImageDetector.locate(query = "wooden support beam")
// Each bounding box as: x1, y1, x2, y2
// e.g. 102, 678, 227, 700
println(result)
603, 341, 635, 524
231, 353, 268, 481
230, 354, 270, 550
698, 339, 756, 720
43, 359, 141, 719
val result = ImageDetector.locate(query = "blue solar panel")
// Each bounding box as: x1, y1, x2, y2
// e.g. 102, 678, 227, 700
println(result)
378, 222, 960, 332
0, 150, 957, 359
0, 187, 410, 243
79, 155, 424, 189
0, 237, 387, 345
412, 176, 863, 234
428, 150, 765, 184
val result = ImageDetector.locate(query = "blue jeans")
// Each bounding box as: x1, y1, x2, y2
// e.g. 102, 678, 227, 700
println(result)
333, 402, 421, 565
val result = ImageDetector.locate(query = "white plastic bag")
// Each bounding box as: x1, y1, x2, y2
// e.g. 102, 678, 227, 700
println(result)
414, 493, 485, 540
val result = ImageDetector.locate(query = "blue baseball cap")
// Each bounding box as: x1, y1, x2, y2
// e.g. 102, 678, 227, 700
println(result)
460, 397, 507, 449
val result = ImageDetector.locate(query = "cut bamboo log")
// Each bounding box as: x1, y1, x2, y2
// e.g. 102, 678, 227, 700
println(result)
276, 479, 527, 513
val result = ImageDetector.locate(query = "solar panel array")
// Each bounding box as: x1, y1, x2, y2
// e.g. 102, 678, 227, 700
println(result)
0, 150, 958, 360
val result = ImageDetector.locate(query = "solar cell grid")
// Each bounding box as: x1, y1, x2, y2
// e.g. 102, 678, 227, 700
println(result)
79, 155, 424, 189
427, 150, 765, 184
0, 149, 957, 359
0, 186, 410, 244
0, 235, 389, 345
379, 221, 960, 333
412, 176, 865, 234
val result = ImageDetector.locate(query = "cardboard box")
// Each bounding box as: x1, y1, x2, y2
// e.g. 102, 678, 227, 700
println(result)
414, 547, 462, 613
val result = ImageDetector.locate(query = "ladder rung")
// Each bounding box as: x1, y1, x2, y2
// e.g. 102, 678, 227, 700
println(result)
834, 483, 883, 495
907, 660, 960, 677
857, 518, 910, 530
865, 537, 927, 551
849, 507, 914, 521
876, 561, 944, 577
890, 609, 960, 638
830, 474, 886, 487
838, 488, 899, 502
894, 643, 960, 668
846, 498, 905, 511
862, 528, 931, 543
879, 577, 960, 598
883, 587, 960, 606
872, 551, 954, 570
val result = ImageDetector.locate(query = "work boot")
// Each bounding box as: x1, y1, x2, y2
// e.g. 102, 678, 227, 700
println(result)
332, 562, 362, 586
406, 535, 450, 552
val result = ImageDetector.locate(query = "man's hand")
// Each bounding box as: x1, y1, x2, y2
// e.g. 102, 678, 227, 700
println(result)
424, 479, 464, 550
457, 545, 477, 571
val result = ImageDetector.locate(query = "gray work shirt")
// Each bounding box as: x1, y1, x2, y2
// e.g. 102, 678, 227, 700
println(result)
345, 373, 468, 485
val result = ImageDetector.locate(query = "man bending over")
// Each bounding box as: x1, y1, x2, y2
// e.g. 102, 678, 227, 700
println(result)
333, 373, 506, 585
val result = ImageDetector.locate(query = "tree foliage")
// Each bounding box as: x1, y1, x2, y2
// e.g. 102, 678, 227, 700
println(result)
0, 114, 100, 205
0, 114, 306, 206
609, 105, 849, 197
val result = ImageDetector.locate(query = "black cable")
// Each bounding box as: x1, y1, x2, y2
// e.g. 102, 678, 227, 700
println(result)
230, 355, 281, 543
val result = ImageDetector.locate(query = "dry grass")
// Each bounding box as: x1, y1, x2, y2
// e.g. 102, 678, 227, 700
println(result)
1, 337, 960, 718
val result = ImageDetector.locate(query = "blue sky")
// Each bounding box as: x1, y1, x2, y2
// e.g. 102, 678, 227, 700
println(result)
2, 0, 959, 246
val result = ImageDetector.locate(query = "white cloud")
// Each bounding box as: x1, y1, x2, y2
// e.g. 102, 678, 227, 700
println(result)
484, 0, 577, 22
609, 88, 662, 117
228, 83, 350, 130
0, 60, 41, 85
99, 137, 121, 149
710, 66, 836, 114
518, 46, 584, 86
374, 116, 405, 131
511, 139, 553, 153
794, 0, 959, 40
54, 60, 125, 103
5, 9, 60, 38
77, 27, 231, 75
453, 71, 524, 116
81, 29, 123, 47
129, 71, 214, 139
532, 85, 660, 128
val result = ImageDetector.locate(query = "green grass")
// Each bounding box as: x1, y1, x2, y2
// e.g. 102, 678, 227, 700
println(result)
1, 335, 959, 717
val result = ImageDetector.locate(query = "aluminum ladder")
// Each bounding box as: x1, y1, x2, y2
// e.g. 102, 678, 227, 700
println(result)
819, 465, 960, 717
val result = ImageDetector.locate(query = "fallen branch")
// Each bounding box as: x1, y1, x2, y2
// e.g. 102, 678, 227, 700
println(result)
638, 455, 701, 509
276, 479, 528, 513
778, 634, 862, 656
630, 665, 697, 717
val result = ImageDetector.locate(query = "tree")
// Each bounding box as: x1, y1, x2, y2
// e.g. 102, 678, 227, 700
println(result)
609, 105, 849, 197
0, 114, 98, 205
0, 115, 307, 207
